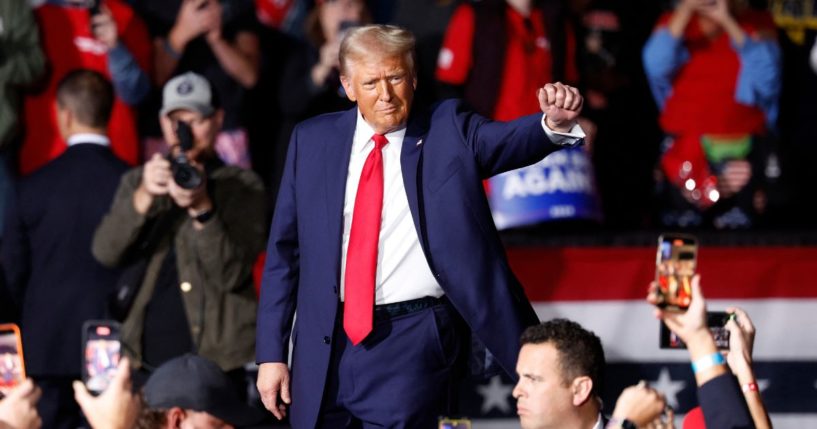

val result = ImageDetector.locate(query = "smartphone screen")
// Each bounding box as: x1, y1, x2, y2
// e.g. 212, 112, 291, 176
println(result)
0, 323, 25, 397
655, 234, 698, 311
82, 321, 121, 395
660, 311, 731, 350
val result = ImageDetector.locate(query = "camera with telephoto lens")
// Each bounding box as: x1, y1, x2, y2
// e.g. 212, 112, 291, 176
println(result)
169, 121, 202, 189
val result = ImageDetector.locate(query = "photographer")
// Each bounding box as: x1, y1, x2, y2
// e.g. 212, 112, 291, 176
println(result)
92, 72, 266, 386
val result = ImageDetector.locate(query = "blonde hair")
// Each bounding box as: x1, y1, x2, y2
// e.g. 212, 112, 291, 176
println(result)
339, 24, 416, 77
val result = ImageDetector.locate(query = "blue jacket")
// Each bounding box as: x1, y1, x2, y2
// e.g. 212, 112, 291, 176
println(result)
256, 99, 571, 428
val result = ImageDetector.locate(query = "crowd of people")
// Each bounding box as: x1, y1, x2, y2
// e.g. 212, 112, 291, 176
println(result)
1, 276, 772, 429
0, 0, 806, 428
1, 0, 814, 232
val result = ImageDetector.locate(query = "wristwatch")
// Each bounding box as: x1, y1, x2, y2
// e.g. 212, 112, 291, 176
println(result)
607, 418, 637, 429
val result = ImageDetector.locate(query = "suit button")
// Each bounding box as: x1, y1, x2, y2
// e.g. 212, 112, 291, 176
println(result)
180, 282, 192, 292
323, 336, 331, 344
333, 286, 338, 294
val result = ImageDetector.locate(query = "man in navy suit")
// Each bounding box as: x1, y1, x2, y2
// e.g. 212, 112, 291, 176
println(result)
1, 69, 128, 429
256, 24, 585, 428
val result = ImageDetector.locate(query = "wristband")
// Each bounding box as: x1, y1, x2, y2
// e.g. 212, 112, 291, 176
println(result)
691, 352, 726, 374
742, 381, 759, 393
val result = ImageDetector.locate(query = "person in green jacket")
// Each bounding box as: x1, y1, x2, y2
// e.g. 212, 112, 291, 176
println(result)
92, 72, 266, 389
0, 0, 45, 238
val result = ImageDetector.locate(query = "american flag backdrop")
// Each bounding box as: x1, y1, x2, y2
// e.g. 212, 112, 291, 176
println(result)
459, 246, 817, 428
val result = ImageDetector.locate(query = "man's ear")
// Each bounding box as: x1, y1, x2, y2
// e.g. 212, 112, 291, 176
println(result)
571, 376, 594, 406
340, 75, 357, 102
56, 105, 71, 130
167, 407, 186, 428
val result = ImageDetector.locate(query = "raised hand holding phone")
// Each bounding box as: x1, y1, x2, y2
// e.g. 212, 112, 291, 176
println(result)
0, 324, 25, 397
654, 234, 698, 311
81, 321, 121, 396
74, 358, 140, 429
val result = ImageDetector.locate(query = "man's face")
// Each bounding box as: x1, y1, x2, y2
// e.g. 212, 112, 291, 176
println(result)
161, 109, 222, 161
512, 343, 577, 429
177, 410, 234, 429
340, 52, 416, 135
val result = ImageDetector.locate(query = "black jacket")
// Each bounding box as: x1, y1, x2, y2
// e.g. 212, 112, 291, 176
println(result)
2, 142, 128, 376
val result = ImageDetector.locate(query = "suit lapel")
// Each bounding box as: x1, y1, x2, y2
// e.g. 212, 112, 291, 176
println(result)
323, 108, 357, 279
401, 116, 428, 253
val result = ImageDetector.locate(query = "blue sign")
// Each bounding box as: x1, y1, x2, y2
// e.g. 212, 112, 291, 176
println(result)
488, 147, 602, 229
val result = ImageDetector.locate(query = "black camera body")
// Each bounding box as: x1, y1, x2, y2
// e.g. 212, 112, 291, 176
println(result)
169, 121, 202, 189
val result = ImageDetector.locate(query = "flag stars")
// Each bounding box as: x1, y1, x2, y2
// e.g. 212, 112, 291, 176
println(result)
477, 375, 514, 414
651, 367, 686, 410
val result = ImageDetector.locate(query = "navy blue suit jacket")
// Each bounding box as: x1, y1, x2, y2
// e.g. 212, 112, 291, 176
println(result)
1, 143, 128, 377
699, 373, 755, 428
257, 100, 569, 428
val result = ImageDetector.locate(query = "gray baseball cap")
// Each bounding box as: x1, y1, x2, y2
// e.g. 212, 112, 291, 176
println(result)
160, 72, 215, 117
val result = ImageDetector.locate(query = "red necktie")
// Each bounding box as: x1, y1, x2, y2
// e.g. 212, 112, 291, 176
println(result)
344, 134, 389, 345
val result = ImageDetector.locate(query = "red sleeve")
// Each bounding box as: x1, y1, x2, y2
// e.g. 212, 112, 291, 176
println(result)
435, 4, 475, 85
110, 0, 153, 76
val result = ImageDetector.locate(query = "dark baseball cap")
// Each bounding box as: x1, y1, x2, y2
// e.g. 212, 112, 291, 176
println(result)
142, 354, 264, 427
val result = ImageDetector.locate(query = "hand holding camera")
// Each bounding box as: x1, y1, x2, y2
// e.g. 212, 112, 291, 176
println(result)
170, 0, 220, 52
724, 307, 756, 382
696, 0, 733, 25
136, 121, 208, 215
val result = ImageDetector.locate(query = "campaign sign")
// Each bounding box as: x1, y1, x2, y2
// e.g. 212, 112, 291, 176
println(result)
488, 147, 602, 229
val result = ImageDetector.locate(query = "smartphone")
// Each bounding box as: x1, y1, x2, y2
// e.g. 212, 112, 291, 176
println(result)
0, 323, 25, 397
660, 311, 732, 350
655, 233, 698, 311
81, 321, 121, 395
439, 418, 472, 429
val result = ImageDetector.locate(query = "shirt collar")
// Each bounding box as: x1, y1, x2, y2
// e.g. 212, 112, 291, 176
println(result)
67, 133, 110, 147
592, 414, 604, 429
352, 109, 407, 155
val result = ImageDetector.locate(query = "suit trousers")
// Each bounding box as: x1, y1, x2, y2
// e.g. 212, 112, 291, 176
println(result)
316, 299, 463, 429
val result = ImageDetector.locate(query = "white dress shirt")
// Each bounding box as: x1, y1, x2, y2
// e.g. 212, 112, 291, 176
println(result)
339, 110, 585, 304
66, 133, 111, 147
592, 414, 605, 429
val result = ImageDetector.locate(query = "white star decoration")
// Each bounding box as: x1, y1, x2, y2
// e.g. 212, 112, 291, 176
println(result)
651, 367, 686, 409
477, 375, 514, 414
